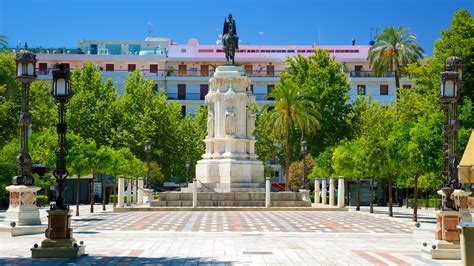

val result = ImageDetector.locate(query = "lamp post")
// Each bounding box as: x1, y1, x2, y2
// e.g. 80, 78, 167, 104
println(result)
144, 140, 151, 188
32, 63, 85, 258
439, 56, 463, 211
51, 63, 71, 210
300, 140, 308, 189
13, 43, 36, 186
185, 160, 190, 184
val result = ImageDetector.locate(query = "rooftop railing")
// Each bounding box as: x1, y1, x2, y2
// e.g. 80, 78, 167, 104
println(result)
348, 71, 395, 78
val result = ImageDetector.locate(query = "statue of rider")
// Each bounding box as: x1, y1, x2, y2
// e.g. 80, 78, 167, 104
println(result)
222, 14, 239, 64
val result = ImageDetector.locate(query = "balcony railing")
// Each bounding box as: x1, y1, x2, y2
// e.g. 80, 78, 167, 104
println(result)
35, 68, 284, 78
349, 71, 395, 78
166, 93, 273, 101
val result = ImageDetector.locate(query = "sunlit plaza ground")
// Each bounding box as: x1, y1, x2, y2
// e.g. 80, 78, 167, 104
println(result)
0, 206, 461, 265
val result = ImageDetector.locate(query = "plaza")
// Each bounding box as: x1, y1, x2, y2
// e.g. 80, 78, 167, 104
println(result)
0, 206, 460, 265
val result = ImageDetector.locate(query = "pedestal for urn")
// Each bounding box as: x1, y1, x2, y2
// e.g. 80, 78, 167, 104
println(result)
195, 65, 264, 192
2, 185, 46, 236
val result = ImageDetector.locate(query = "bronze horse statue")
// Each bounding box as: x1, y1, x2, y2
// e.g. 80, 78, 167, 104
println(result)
222, 14, 239, 65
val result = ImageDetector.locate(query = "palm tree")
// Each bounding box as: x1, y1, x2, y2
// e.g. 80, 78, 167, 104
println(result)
0, 35, 7, 50
262, 80, 321, 190
368, 26, 424, 88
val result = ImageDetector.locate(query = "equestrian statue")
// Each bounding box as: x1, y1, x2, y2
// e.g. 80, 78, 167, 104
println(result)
222, 14, 239, 65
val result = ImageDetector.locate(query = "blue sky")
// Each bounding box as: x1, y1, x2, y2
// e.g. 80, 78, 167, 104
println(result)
1, 0, 472, 55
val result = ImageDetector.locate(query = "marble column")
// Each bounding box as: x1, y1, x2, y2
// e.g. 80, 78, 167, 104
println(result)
126, 179, 131, 206
321, 179, 327, 205
118, 176, 125, 208
329, 177, 335, 206
314, 179, 321, 204
337, 176, 345, 208
265, 177, 271, 208
192, 179, 198, 208
133, 179, 138, 204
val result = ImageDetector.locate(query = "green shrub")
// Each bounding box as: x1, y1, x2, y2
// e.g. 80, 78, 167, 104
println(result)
153, 194, 160, 200
36, 195, 49, 206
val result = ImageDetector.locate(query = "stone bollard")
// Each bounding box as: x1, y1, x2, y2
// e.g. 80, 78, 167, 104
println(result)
118, 176, 125, 208
321, 179, 327, 205
265, 177, 271, 208
329, 178, 335, 206
133, 179, 138, 204
337, 176, 345, 208
126, 179, 131, 207
137, 178, 144, 205
314, 179, 321, 204
192, 178, 198, 208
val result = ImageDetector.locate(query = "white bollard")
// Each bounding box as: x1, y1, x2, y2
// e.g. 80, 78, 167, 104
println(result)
314, 179, 321, 204
338, 176, 345, 208
329, 178, 335, 206
118, 176, 125, 208
137, 178, 144, 205
126, 179, 131, 206
321, 179, 327, 205
192, 178, 198, 208
265, 178, 271, 208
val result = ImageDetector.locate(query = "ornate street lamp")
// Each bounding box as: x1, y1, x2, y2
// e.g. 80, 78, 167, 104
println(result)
31, 63, 84, 258
144, 140, 151, 188
439, 56, 463, 211
13, 43, 37, 186
185, 160, 191, 184
300, 140, 308, 189
51, 63, 72, 210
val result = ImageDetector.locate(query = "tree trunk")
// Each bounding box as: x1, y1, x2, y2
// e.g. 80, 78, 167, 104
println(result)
76, 175, 81, 216
90, 174, 95, 213
356, 178, 361, 211
413, 172, 419, 222
388, 174, 393, 217
284, 121, 291, 191
102, 175, 106, 211
369, 177, 374, 213
405, 188, 409, 208
113, 176, 117, 208
395, 70, 400, 89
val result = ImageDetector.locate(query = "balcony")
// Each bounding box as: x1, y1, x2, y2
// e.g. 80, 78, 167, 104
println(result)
348, 71, 395, 78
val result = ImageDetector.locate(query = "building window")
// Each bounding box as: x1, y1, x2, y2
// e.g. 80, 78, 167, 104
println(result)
267, 84, 275, 100
250, 84, 254, 93
106, 64, 114, 72
200, 84, 209, 100
178, 84, 186, 100
357, 85, 366, 95
200, 65, 209, 76
181, 105, 186, 117
245, 65, 253, 76
403, 84, 412, 89
128, 64, 136, 72
150, 64, 158, 73
266, 65, 275, 76
380, 85, 388, 95
38, 63, 47, 75
179, 64, 187, 76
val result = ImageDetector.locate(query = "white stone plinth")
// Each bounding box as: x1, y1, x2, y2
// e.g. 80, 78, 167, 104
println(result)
321, 179, 327, 205
329, 178, 335, 206
118, 177, 124, 208
126, 179, 131, 206
314, 179, 321, 204
265, 178, 271, 208
5, 185, 42, 226
137, 179, 144, 205
337, 177, 345, 208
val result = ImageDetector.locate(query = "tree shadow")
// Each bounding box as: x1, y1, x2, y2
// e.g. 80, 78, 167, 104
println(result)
0, 255, 237, 265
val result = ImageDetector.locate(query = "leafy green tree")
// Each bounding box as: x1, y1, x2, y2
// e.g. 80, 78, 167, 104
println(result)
109, 148, 127, 207
261, 79, 321, 188
0, 52, 20, 146
30, 81, 56, 132
434, 10, 473, 101
288, 155, 314, 190
368, 26, 424, 88
310, 146, 334, 180
0, 138, 18, 196
67, 135, 96, 216
149, 161, 165, 187
281, 50, 352, 155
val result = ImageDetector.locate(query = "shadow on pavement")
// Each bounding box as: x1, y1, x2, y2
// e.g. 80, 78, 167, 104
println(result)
0, 255, 236, 265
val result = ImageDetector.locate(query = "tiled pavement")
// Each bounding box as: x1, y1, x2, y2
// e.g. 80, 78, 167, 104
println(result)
0, 206, 461, 265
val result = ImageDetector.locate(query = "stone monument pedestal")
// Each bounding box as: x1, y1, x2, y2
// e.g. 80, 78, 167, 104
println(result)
194, 65, 264, 192
31, 209, 85, 258
1, 185, 46, 236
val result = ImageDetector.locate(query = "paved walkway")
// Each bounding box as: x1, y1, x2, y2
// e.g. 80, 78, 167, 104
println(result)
0, 205, 461, 265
